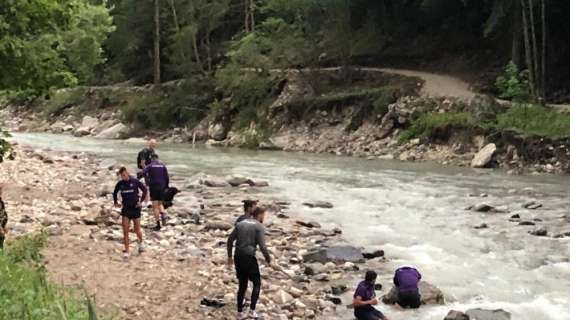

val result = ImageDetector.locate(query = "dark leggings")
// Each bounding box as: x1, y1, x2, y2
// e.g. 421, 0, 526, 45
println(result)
235, 255, 261, 312
354, 306, 385, 320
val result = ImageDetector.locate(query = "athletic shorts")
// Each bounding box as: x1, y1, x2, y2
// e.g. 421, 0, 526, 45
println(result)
121, 207, 141, 220
397, 290, 421, 309
149, 185, 165, 201
234, 254, 261, 283
354, 306, 385, 320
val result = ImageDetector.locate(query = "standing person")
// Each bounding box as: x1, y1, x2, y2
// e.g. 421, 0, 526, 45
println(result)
137, 139, 157, 170
142, 154, 169, 231
113, 167, 147, 260
227, 207, 271, 320
353, 271, 389, 320
0, 184, 7, 250
234, 199, 258, 225
393, 265, 422, 309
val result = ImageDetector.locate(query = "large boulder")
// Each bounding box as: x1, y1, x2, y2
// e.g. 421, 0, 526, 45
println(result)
227, 176, 254, 187
382, 282, 445, 305
208, 122, 228, 141
471, 143, 497, 168
465, 309, 511, 320
74, 116, 99, 136
302, 201, 334, 209
50, 121, 68, 133
95, 123, 129, 139
302, 245, 364, 263
444, 310, 469, 320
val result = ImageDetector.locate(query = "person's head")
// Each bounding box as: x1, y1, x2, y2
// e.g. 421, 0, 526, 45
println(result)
148, 139, 157, 150
151, 154, 159, 161
243, 199, 258, 214
364, 270, 377, 285
117, 167, 130, 181
251, 207, 266, 223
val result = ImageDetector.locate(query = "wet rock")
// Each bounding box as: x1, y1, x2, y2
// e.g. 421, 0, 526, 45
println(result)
208, 122, 228, 141
203, 179, 230, 188
258, 141, 281, 150
518, 221, 536, 226
382, 282, 444, 305
253, 181, 270, 187
205, 221, 233, 231
474, 223, 488, 229
302, 245, 364, 263
200, 297, 225, 309
510, 214, 520, 219
465, 308, 511, 320
74, 116, 99, 136
227, 177, 254, 187
522, 201, 542, 210
467, 204, 506, 213
362, 249, 385, 260
325, 295, 342, 305
553, 232, 570, 238
471, 143, 496, 168
302, 201, 334, 209
529, 227, 547, 237
295, 220, 321, 228
444, 310, 469, 320
331, 285, 348, 295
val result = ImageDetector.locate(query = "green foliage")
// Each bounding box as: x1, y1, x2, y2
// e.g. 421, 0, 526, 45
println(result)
0, 233, 104, 320
121, 79, 215, 129
399, 112, 475, 142
43, 88, 89, 117
0, 0, 114, 92
496, 61, 530, 102
495, 104, 570, 138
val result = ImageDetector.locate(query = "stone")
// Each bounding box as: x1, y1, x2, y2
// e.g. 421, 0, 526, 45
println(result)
471, 143, 497, 168
253, 181, 270, 187
208, 122, 228, 141
382, 282, 444, 305
522, 201, 542, 210
529, 227, 547, 236
74, 116, 99, 136
203, 179, 230, 188
302, 201, 334, 209
259, 141, 282, 150
295, 220, 321, 229
325, 295, 342, 305
362, 250, 384, 260
95, 123, 129, 139
554, 232, 570, 238
272, 289, 294, 304
205, 221, 233, 231
288, 287, 304, 298
518, 221, 536, 226
331, 285, 348, 295
465, 308, 511, 320
444, 310, 469, 320
99, 159, 118, 170
227, 177, 254, 187
302, 246, 364, 264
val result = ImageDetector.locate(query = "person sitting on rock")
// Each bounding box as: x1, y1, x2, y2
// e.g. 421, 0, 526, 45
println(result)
113, 167, 147, 260
0, 184, 8, 250
142, 154, 169, 231
393, 265, 422, 309
353, 270, 389, 320
234, 199, 258, 225
227, 207, 271, 320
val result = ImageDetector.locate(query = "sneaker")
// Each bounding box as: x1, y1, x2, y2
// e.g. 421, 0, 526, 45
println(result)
122, 251, 129, 261
153, 221, 161, 231
236, 311, 248, 320
160, 212, 168, 225
248, 310, 259, 319
138, 243, 145, 254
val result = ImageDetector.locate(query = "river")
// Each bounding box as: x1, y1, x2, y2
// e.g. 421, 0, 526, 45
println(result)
9, 132, 570, 320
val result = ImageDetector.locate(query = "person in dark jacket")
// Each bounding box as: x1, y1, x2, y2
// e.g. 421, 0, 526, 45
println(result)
227, 207, 271, 320
113, 167, 147, 260
0, 184, 7, 250
142, 154, 169, 231
234, 199, 258, 225
353, 271, 389, 320
137, 139, 157, 170
393, 265, 422, 309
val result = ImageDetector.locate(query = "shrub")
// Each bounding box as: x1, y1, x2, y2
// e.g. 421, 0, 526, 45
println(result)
495, 104, 570, 138
495, 61, 530, 102
399, 112, 474, 142
43, 88, 88, 117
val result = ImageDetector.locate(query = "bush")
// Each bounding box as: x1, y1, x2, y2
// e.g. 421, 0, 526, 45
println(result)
43, 88, 88, 117
0, 233, 103, 320
496, 61, 530, 102
495, 104, 570, 138
399, 112, 474, 142
3, 89, 42, 106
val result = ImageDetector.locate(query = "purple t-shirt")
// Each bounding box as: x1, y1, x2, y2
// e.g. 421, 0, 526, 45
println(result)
142, 160, 169, 187
394, 266, 422, 293
354, 281, 375, 301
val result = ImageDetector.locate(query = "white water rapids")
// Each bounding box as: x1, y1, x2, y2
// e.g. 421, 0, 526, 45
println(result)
9, 133, 570, 320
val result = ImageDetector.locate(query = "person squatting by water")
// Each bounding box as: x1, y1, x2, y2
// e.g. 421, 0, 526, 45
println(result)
235, 199, 258, 225
393, 265, 422, 309
227, 207, 271, 320
113, 167, 147, 260
353, 270, 390, 320
0, 184, 7, 250
142, 154, 169, 231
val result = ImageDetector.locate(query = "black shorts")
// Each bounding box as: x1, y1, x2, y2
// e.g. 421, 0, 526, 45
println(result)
121, 207, 141, 220
234, 254, 261, 283
397, 290, 421, 309
149, 185, 165, 202
354, 306, 385, 320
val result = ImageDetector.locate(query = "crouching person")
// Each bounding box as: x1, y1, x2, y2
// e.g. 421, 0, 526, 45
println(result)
354, 271, 389, 320
393, 265, 422, 309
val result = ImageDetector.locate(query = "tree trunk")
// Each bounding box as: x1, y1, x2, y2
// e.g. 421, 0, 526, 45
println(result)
192, 32, 204, 73
167, 0, 188, 71
205, 34, 212, 73
541, 0, 547, 101
249, 0, 255, 32
244, 0, 250, 33
511, 1, 522, 67
153, 0, 161, 86
520, 0, 535, 100
528, 0, 541, 99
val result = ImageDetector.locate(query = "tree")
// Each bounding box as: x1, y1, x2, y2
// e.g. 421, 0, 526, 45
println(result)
154, 0, 161, 85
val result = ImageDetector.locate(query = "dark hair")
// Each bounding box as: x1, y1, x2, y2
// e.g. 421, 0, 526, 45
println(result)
151, 154, 159, 160
251, 207, 266, 218
117, 167, 128, 175
365, 270, 377, 283
243, 199, 258, 212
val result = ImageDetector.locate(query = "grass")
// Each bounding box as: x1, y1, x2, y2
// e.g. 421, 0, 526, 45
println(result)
43, 88, 88, 117
399, 112, 474, 142
0, 233, 103, 320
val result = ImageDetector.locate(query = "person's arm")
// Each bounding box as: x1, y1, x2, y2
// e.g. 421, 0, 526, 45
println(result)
227, 228, 237, 259
112, 183, 120, 206
164, 166, 169, 187
353, 295, 378, 307
138, 180, 147, 204
256, 224, 271, 264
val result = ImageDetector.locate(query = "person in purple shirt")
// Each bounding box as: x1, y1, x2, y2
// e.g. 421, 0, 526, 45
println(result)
113, 167, 147, 260
393, 265, 422, 309
353, 271, 389, 320
142, 154, 169, 231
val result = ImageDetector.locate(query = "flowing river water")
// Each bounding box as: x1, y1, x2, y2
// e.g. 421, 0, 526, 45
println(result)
9, 133, 570, 320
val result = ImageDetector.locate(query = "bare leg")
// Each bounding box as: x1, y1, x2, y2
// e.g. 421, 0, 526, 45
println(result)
152, 201, 160, 223
121, 217, 130, 254
133, 218, 143, 243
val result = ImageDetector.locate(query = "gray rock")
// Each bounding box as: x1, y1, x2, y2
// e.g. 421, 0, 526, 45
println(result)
203, 179, 230, 188
465, 308, 511, 320
529, 227, 547, 236
554, 232, 570, 238
444, 310, 469, 320
302, 245, 364, 263
471, 143, 496, 168
95, 123, 129, 139
522, 201, 542, 210
382, 282, 445, 305
99, 159, 118, 170
362, 250, 385, 259
295, 220, 321, 228
302, 201, 334, 209
208, 122, 228, 141
205, 221, 233, 231
253, 180, 269, 187
227, 177, 254, 187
